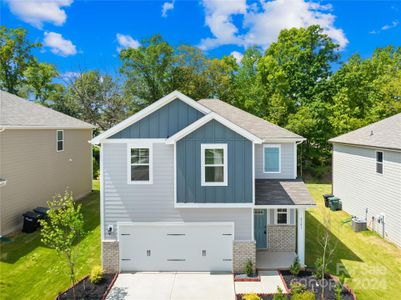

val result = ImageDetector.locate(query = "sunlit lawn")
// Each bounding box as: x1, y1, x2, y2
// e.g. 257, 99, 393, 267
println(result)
306, 184, 401, 300
0, 181, 101, 300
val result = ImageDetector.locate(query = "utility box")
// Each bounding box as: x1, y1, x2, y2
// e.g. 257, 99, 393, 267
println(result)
352, 217, 367, 232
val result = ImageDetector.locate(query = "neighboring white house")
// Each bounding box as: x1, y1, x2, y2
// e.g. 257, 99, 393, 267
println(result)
91, 91, 315, 273
330, 113, 401, 248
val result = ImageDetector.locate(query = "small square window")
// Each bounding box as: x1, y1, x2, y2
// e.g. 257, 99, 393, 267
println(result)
201, 144, 227, 186
264, 145, 281, 173
129, 147, 152, 183
202, 250, 206, 256
276, 209, 288, 225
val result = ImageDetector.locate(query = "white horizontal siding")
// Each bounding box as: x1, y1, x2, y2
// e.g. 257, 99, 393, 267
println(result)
333, 144, 401, 247
255, 143, 296, 179
102, 143, 252, 241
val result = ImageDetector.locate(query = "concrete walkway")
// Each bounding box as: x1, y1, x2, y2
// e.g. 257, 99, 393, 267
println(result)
234, 271, 287, 295
106, 272, 236, 300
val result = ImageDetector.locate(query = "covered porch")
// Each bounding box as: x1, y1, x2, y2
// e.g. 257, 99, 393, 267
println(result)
253, 179, 316, 269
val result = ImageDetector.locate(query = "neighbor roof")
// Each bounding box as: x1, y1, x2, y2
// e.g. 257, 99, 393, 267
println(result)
255, 179, 315, 206
0, 90, 94, 129
329, 113, 401, 151
198, 99, 304, 141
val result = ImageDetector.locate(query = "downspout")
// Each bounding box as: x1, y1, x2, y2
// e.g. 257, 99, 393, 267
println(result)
296, 140, 304, 178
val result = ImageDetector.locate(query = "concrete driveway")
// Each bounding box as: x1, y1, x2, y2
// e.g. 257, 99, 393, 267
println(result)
106, 272, 235, 300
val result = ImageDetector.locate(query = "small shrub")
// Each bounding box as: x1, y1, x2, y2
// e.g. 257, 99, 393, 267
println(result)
335, 284, 342, 300
273, 286, 288, 300
290, 282, 306, 294
290, 256, 301, 275
242, 293, 262, 300
312, 257, 327, 279
291, 290, 315, 300
89, 266, 104, 284
245, 260, 253, 277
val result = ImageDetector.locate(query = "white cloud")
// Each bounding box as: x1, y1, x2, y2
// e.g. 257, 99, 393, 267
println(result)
162, 0, 175, 17
230, 51, 243, 64
43, 32, 77, 56
199, 0, 348, 50
116, 33, 141, 52
6, 0, 73, 29
370, 20, 399, 34
61, 71, 80, 79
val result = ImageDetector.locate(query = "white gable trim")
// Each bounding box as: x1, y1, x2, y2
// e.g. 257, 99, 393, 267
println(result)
90, 91, 210, 145
166, 112, 263, 144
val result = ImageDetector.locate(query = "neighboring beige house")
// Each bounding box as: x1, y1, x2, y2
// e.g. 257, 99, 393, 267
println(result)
0, 91, 94, 236
330, 113, 401, 248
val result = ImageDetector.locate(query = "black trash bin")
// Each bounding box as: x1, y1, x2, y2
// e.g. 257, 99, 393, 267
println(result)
323, 194, 334, 207
33, 207, 50, 221
22, 211, 41, 233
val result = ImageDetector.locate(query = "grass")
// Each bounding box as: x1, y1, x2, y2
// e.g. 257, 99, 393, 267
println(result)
306, 184, 401, 300
0, 181, 101, 300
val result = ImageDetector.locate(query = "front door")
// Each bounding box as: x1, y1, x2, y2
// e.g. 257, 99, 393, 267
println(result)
254, 209, 267, 248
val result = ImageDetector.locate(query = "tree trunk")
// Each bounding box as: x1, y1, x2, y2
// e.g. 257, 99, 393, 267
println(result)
66, 254, 76, 300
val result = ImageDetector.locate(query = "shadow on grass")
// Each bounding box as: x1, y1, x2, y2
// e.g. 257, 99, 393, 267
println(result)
0, 189, 100, 264
305, 211, 362, 277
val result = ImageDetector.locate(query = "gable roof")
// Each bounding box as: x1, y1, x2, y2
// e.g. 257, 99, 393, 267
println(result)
0, 90, 94, 129
198, 99, 304, 141
90, 91, 304, 144
90, 91, 210, 144
166, 112, 263, 144
329, 113, 401, 151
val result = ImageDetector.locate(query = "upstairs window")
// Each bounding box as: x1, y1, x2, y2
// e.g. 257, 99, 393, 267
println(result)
276, 209, 288, 225
264, 144, 280, 173
129, 147, 152, 183
376, 151, 383, 174
201, 144, 227, 186
56, 130, 64, 152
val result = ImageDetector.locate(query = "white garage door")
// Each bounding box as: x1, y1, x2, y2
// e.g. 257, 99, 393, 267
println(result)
118, 222, 234, 272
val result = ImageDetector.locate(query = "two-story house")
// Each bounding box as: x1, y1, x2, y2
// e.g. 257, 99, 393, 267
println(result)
91, 91, 315, 273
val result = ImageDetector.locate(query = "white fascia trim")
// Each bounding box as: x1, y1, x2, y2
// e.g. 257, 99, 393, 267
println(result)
90, 91, 210, 144
254, 204, 315, 209
166, 112, 263, 144
263, 138, 306, 143
174, 203, 253, 208
102, 138, 166, 144
1, 126, 95, 130
117, 221, 235, 227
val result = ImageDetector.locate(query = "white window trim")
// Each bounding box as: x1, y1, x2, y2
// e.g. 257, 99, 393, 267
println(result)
375, 150, 384, 175
127, 144, 153, 185
201, 144, 228, 186
274, 208, 290, 225
263, 144, 281, 174
56, 130, 64, 152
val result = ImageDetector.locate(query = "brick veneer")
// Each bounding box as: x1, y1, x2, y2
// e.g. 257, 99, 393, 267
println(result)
267, 225, 296, 252
102, 240, 119, 273
233, 240, 256, 274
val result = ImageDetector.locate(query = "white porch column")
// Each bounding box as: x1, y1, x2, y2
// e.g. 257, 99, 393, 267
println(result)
297, 208, 306, 266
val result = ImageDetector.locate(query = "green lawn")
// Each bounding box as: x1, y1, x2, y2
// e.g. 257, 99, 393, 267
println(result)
0, 181, 101, 300
306, 184, 401, 300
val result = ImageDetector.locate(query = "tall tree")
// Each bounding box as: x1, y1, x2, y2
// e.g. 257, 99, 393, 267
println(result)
24, 61, 60, 104
0, 26, 40, 94
120, 34, 174, 108
66, 71, 131, 131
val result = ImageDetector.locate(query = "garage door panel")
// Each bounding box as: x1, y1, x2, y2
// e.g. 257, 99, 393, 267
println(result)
118, 223, 234, 272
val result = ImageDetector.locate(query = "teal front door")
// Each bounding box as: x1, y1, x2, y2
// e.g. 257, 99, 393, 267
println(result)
254, 209, 267, 248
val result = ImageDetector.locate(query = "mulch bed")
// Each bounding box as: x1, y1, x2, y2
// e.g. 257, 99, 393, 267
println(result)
236, 270, 356, 300
280, 270, 355, 300
235, 273, 261, 282
57, 273, 117, 300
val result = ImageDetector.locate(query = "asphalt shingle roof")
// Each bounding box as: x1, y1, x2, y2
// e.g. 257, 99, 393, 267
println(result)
198, 99, 304, 141
329, 113, 401, 151
255, 179, 315, 206
0, 90, 94, 129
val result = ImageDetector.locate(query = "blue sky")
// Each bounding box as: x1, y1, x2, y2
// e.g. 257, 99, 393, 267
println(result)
1, 0, 400, 76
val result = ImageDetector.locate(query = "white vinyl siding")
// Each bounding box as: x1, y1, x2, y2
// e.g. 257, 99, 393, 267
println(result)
255, 143, 296, 179
333, 144, 401, 247
102, 143, 252, 241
